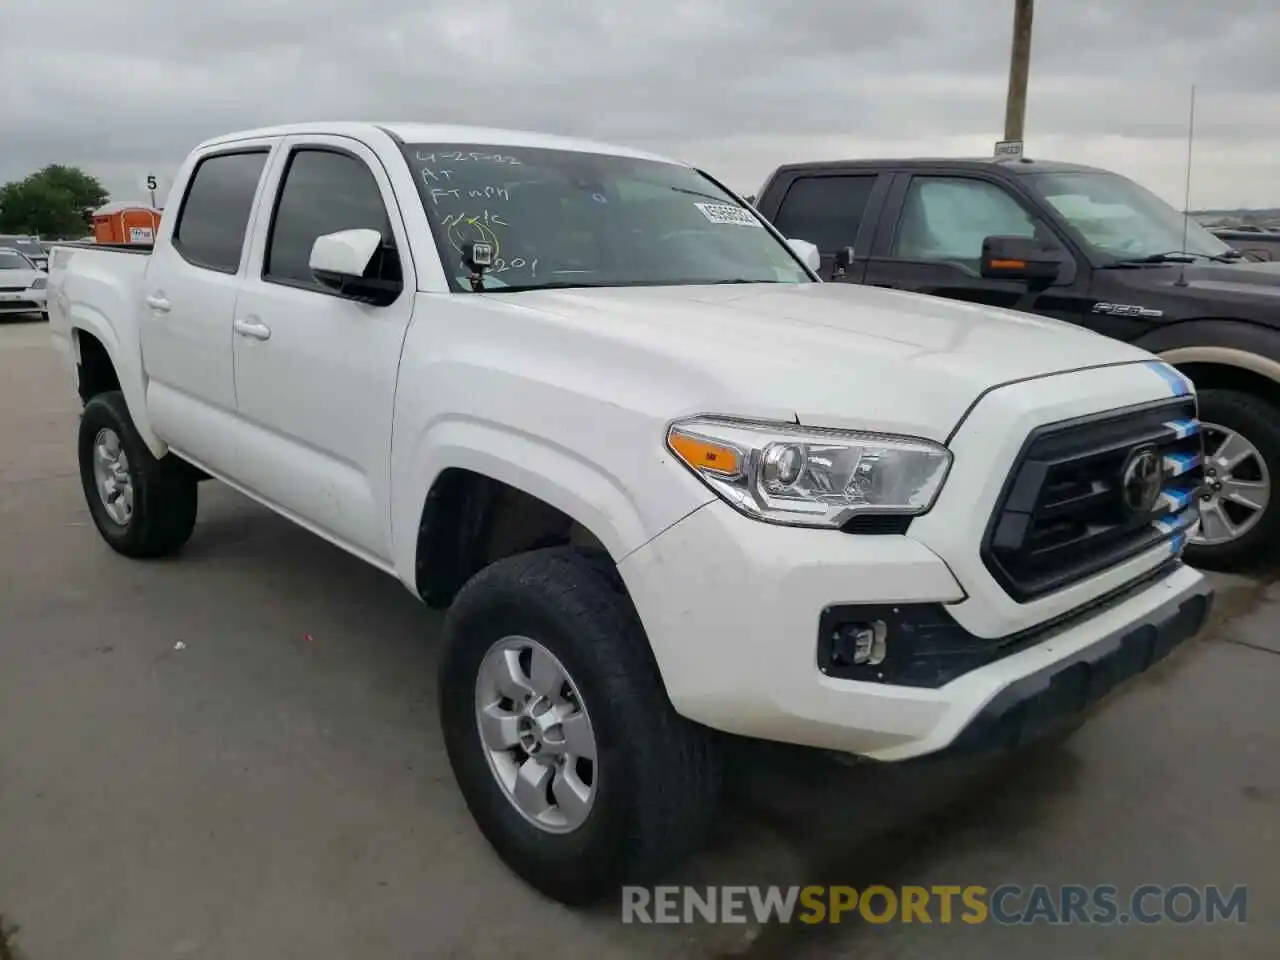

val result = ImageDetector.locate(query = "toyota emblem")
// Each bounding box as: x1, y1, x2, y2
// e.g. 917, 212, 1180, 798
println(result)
1120, 446, 1163, 515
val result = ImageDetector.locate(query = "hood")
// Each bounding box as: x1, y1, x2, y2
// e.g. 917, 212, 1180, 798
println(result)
484, 282, 1153, 441
1113, 258, 1280, 309
1172, 258, 1280, 294
1102, 258, 1280, 326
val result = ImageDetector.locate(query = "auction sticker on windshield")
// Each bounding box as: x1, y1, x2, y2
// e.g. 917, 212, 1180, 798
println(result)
695, 202, 763, 227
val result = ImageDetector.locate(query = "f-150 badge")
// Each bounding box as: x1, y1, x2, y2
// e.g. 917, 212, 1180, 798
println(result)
1092, 302, 1164, 318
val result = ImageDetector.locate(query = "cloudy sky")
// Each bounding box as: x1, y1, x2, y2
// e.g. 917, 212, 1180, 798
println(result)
2, 0, 1277, 210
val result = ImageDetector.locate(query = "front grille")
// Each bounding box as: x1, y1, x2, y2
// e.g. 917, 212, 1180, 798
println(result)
0, 299, 40, 311
983, 397, 1204, 602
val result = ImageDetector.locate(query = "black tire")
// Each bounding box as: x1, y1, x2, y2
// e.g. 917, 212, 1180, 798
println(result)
1184, 388, 1280, 571
438, 546, 722, 906
77, 390, 198, 558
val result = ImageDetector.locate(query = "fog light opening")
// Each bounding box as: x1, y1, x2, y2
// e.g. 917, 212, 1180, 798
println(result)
830, 620, 888, 667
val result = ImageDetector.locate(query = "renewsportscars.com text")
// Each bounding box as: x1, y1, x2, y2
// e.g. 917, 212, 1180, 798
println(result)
622, 884, 1248, 926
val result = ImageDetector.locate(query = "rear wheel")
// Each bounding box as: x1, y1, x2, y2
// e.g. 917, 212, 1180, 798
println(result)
438, 546, 722, 905
78, 390, 198, 558
1185, 388, 1280, 571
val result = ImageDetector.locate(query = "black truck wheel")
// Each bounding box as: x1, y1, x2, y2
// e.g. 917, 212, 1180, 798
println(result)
1185, 388, 1280, 571
77, 390, 198, 558
438, 546, 722, 906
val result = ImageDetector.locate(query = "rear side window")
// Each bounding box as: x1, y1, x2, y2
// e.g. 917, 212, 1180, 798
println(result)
172, 150, 269, 273
263, 148, 399, 289
771, 176, 877, 253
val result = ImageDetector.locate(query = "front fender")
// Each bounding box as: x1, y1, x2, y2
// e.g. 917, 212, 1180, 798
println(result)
389, 414, 714, 588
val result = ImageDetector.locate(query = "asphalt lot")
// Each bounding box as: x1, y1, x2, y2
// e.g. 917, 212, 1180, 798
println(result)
0, 319, 1276, 959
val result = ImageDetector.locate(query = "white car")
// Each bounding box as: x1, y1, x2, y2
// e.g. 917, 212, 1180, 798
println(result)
0, 234, 49, 270
0, 247, 48, 318
45, 122, 1212, 905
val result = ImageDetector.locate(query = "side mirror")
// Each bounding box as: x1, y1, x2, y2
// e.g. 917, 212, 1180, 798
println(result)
786, 237, 821, 273
309, 228, 401, 305
980, 235, 1063, 281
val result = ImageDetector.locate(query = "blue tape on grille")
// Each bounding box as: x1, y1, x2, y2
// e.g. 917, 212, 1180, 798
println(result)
1159, 486, 1198, 513
1163, 418, 1200, 439
1163, 450, 1202, 477
1154, 507, 1198, 538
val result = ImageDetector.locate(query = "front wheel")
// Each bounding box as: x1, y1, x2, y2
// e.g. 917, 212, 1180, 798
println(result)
1185, 388, 1280, 571
438, 547, 722, 906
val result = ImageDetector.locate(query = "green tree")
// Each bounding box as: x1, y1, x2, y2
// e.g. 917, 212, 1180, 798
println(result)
0, 164, 109, 238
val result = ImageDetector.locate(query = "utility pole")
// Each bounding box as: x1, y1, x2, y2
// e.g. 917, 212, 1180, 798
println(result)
1003, 0, 1035, 142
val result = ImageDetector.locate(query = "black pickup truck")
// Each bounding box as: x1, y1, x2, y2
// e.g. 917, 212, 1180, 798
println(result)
754, 156, 1280, 572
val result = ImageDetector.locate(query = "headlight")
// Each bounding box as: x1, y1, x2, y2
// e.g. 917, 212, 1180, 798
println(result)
30, 277, 47, 290
667, 417, 952, 528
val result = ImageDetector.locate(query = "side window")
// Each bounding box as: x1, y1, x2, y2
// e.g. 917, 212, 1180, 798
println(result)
264, 148, 401, 289
172, 151, 270, 273
891, 177, 1039, 267
771, 176, 877, 253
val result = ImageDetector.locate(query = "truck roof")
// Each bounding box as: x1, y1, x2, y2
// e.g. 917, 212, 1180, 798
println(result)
197, 122, 682, 167
768, 156, 1110, 177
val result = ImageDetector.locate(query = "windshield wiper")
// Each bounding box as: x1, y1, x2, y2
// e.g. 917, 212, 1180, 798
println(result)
669, 185, 738, 204
1109, 251, 1199, 265
712, 278, 783, 284
1107, 250, 1243, 267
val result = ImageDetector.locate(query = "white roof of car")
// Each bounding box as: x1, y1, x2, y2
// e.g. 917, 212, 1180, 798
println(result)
198, 121, 684, 167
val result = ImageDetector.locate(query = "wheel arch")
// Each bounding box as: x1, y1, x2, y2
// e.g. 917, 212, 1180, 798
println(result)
412, 465, 617, 609
393, 412, 685, 608
1132, 319, 1280, 403
70, 320, 166, 459
1136, 322, 1280, 569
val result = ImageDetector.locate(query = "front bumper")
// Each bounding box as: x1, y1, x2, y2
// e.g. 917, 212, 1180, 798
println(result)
619, 498, 1212, 761
0, 287, 46, 314
936, 566, 1210, 757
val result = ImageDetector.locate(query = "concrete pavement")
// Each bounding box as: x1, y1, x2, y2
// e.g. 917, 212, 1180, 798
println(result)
0, 320, 1275, 959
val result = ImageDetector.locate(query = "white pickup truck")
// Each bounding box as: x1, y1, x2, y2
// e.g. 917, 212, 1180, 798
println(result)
47, 122, 1212, 905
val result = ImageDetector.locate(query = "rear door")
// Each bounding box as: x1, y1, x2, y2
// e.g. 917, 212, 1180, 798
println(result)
229, 134, 417, 563
759, 171, 890, 281
141, 140, 277, 465
860, 170, 1094, 324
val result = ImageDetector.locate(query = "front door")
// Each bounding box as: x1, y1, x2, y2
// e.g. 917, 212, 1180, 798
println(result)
861, 173, 1093, 325
230, 135, 417, 563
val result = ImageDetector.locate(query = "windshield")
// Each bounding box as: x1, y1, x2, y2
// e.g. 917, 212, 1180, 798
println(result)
403, 144, 812, 291
0, 249, 33, 270
1026, 171, 1233, 260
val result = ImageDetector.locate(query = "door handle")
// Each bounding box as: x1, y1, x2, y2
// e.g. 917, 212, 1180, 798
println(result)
233, 317, 272, 341
144, 294, 171, 312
